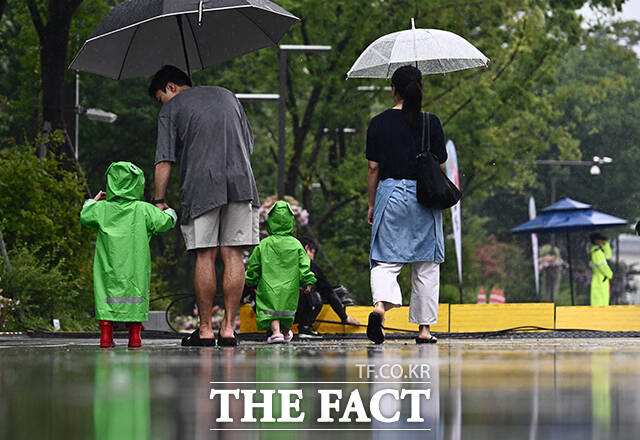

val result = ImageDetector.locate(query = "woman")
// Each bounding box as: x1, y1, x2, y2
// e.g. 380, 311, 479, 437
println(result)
366, 65, 447, 344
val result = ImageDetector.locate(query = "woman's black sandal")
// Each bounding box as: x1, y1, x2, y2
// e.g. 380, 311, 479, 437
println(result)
181, 329, 216, 347
416, 335, 438, 344
367, 312, 385, 344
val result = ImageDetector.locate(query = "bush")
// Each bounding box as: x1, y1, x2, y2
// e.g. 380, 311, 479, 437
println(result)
0, 141, 95, 330
0, 248, 94, 331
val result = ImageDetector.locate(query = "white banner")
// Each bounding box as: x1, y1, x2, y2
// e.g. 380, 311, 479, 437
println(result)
529, 196, 540, 299
446, 140, 462, 292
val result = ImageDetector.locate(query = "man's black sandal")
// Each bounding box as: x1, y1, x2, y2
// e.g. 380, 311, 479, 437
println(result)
217, 331, 238, 347
367, 312, 385, 344
181, 329, 215, 347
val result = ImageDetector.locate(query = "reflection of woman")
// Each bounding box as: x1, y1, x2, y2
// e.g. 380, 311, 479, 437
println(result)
366, 65, 447, 344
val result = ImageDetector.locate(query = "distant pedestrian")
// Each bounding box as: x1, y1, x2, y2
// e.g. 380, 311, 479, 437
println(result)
294, 237, 360, 339
80, 162, 177, 348
245, 201, 317, 344
365, 65, 447, 344
589, 232, 612, 306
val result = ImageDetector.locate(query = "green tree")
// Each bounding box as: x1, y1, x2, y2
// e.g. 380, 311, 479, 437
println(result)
0, 140, 95, 329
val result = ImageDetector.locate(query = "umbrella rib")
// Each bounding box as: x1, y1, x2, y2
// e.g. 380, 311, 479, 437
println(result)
185, 15, 205, 70
117, 26, 140, 80
237, 9, 278, 45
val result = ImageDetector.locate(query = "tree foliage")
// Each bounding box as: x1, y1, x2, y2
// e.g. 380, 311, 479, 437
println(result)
1, 0, 638, 317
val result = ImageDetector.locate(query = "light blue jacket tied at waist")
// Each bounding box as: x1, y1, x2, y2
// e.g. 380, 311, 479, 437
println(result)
370, 179, 445, 269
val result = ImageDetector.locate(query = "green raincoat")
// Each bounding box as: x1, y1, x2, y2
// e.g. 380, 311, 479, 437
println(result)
245, 201, 316, 331
589, 241, 612, 306
80, 162, 177, 322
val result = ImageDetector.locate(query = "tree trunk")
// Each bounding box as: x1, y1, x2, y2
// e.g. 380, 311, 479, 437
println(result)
41, 18, 72, 130
0, 226, 10, 274
0, 0, 7, 23
27, 0, 83, 157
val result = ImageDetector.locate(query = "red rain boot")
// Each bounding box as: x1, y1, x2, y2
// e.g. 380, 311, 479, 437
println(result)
128, 322, 142, 348
99, 320, 116, 348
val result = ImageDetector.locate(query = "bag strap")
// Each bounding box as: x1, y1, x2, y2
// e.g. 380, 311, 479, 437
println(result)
420, 112, 431, 154
426, 112, 431, 153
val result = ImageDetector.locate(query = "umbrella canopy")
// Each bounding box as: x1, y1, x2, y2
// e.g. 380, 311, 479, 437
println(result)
511, 198, 627, 234
69, 0, 299, 79
512, 197, 627, 306
346, 18, 489, 79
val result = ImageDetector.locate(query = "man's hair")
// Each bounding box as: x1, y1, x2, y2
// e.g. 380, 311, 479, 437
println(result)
148, 65, 192, 98
299, 236, 318, 252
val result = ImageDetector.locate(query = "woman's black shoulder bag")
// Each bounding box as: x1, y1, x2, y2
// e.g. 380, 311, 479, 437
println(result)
415, 112, 461, 210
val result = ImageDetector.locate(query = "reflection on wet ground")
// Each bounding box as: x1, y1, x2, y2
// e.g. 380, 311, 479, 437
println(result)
2, 337, 640, 439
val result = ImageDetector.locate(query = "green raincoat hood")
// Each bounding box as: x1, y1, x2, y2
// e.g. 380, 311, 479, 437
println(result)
105, 162, 145, 201
266, 201, 295, 236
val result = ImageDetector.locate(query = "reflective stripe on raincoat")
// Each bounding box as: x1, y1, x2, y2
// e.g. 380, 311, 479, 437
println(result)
245, 201, 317, 331
80, 162, 177, 322
589, 242, 612, 306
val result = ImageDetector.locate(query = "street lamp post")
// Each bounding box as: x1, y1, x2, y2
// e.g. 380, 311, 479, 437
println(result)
278, 44, 331, 199
535, 156, 613, 203
74, 72, 118, 160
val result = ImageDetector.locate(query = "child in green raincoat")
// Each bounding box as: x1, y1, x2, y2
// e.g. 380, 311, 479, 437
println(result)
589, 232, 613, 306
245, 201, 316, 344
80, 162, 177, 348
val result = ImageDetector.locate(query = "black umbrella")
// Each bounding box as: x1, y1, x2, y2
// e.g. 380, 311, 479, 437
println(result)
512, 198, 627, 305
69, 0, 299, 79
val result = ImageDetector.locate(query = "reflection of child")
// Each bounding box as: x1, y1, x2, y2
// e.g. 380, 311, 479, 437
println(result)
80, 162, 176, 348
245, 201, 316, 344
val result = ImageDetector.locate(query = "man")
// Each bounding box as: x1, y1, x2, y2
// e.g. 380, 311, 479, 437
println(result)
589, 232, 613, 306
294, 237, 360, 338
149, 66, 259, 346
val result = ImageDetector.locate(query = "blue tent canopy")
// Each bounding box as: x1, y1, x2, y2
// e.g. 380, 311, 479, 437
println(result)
512, 198, 626, 234
511, 197, 627, 305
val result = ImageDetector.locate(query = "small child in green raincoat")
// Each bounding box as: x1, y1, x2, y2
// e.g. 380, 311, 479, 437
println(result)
245, 201, 316, 344
80, 162, 177, 348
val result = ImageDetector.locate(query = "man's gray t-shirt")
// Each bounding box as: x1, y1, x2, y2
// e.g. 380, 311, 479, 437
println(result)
154, 86, 260, 223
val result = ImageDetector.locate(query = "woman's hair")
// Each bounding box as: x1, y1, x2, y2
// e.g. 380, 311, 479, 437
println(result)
391, 65, 423, 128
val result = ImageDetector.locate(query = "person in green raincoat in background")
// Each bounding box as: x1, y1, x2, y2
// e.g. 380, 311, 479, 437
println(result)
81, 162, 177, 348
589, 232, 613, 306
245, 201, 316, 344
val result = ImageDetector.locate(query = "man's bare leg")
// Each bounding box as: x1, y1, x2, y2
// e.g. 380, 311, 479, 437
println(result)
219, 246, 245, 339
194, 247, 218, 339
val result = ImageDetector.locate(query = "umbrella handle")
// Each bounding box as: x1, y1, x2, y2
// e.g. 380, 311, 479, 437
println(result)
198, 0, 204, 26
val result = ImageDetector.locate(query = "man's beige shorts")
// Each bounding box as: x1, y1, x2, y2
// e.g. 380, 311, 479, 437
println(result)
180, 202, 259, 250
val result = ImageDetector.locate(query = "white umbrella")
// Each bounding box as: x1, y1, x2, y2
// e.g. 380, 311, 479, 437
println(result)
347, 19, 489, 79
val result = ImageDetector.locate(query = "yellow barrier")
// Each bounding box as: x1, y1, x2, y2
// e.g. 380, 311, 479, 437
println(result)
239, 304, 449, 334
449, 303, 555, 333
556, 306, 640, 332
239, 302, 640, 335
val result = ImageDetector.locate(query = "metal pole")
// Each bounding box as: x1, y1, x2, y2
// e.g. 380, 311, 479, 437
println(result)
278, 49, 287, 199
614, 236, 620, 305
566, 231, 575, 306
74, 71, 79, 161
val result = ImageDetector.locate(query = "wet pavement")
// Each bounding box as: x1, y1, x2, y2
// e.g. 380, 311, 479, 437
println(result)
2, 335, 640, 439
